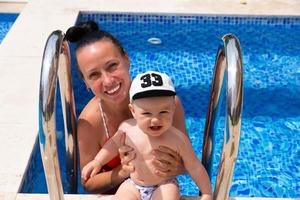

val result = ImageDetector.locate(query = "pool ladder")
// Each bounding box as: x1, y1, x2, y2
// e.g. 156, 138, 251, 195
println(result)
201, 34, 243, 200
39, 31, 77, 199
38, 31, 243, 200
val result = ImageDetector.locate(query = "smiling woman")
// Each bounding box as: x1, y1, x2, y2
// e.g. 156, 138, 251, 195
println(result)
0, 13, 18, 44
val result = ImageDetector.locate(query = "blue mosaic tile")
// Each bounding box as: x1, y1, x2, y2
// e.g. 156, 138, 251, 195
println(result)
79, 12, 300, 27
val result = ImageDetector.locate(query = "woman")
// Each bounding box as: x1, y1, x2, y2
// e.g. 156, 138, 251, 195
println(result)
66, 21, 188, 194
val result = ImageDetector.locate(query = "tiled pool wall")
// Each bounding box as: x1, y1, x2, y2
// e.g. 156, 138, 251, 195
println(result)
79, 12, 300, 27
0, 13, 18, 44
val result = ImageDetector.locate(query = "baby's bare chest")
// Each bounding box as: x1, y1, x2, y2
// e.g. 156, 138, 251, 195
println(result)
125, 132, 178, 159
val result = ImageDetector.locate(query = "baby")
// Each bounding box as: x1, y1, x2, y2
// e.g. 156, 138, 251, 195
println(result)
82, 71, 213, 200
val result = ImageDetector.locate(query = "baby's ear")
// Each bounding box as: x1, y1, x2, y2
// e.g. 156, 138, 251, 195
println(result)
128, 103, 136, 119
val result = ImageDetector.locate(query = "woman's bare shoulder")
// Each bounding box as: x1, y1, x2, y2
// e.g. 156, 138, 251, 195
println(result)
173, 95, 188, 135
78, 98, 99, 120
174, 95, 182, 107
77, 98, 103, 141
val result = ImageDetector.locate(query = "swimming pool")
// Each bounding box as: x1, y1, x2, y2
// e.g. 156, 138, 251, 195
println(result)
22, 13, 300, 198
0, 13, 18, 44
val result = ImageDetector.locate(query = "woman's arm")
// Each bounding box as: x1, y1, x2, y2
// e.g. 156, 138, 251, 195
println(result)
78, 108, 134, 193
83, 135, 135, 193
81, 131, 124, 181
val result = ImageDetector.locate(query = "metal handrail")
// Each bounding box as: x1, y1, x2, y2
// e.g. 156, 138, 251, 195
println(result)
202, 34, 243, 200
38, 30, 77, 199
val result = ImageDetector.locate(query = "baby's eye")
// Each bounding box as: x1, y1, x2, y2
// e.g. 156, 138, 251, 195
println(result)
160, 111, 169, 114
142, 112, 151, 115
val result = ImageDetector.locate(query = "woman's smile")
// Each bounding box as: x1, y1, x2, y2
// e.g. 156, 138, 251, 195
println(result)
105, 83, 121, 95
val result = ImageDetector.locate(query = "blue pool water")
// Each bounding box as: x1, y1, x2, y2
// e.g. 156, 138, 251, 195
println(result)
22, 14, 300, 198
0, 13, 18, 44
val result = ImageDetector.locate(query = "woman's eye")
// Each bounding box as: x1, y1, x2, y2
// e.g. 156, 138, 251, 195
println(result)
107, 63, 117, 71
88, 72, 100, 80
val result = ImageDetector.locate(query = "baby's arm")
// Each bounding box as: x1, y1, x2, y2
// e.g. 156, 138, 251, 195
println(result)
178, 133, 213, 200
81, 130, 125, 180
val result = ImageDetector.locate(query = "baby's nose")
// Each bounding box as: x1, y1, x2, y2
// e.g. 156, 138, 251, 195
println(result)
151, 117, 160, 125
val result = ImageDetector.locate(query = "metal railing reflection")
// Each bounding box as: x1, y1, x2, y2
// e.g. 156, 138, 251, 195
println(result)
38, 30, 77, 200
202, 34, 243, 200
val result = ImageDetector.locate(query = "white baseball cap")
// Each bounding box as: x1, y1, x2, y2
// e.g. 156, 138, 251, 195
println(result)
130, 71, 176, 101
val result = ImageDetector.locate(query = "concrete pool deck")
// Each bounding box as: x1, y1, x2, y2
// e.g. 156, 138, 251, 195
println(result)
0, 0, 299, 199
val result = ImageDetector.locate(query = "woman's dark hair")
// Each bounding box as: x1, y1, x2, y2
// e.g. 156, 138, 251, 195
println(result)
65, 20, 126, 78
65, 20, 126, 55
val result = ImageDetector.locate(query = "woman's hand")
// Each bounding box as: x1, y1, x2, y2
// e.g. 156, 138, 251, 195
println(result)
118, 132, 135, 179
151, 146, 186, 178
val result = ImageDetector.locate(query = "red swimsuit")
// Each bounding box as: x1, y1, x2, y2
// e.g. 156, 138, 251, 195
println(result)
101, 155, 121, 172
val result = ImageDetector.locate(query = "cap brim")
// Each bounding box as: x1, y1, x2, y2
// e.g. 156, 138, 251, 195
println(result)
132, 90, 176, 100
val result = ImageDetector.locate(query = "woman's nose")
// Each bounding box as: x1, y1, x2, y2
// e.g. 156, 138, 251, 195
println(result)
102, 73, 114, 86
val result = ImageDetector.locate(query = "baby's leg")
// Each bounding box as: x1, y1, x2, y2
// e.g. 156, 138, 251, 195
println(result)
151, 179, 180, 200
113, 180, 140, 200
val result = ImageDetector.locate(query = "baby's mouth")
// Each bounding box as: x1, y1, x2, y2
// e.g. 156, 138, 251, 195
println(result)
150, 126, 162, 131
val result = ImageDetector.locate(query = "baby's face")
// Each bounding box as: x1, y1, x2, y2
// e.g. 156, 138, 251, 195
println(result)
130, 96, 175, 137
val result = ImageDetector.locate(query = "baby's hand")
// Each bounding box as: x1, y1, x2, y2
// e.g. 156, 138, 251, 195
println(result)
118, 131, 135, 178
81, 159, 102, 181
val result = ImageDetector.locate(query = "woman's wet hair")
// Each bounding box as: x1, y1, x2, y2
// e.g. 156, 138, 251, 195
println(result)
65, 20, 126, 78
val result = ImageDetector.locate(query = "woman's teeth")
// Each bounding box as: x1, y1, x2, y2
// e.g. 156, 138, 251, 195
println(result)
107, 84, 120, 94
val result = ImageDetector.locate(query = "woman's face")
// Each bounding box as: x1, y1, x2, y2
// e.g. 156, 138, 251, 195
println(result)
76, 40, 131, 104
